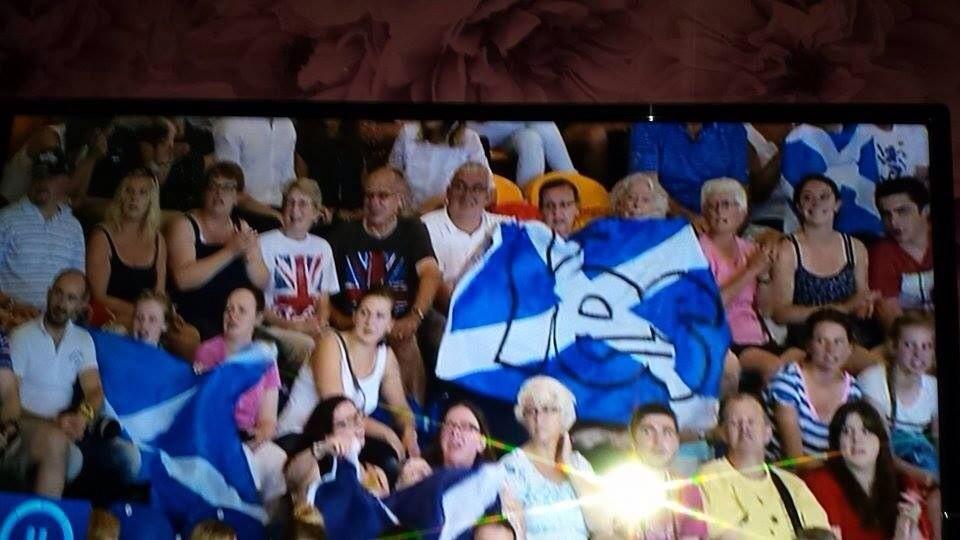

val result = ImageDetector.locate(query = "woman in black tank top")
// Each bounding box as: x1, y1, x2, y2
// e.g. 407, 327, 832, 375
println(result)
87, 170, 166, 328
166, 161, 269, 340
770, 174, 882, 373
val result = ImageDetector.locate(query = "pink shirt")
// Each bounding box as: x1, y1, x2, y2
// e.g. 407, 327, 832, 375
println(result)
699, 235, 766, 345
194, 336, 281, 432
633, 481, 708, 539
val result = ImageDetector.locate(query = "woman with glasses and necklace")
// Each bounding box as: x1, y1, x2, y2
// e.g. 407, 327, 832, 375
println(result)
500, 376, 612, 539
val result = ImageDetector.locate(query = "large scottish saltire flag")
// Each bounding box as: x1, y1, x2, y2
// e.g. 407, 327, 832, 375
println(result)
90, 330, 271, 539
781, 123, 882, 237
436, 218, 730, 428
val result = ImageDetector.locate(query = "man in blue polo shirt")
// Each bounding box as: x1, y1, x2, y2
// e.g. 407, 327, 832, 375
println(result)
628, 122, 748, 224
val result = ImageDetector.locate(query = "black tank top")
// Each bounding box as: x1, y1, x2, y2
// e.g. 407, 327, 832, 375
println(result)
100, 226, 159, 303
171, 214, 254, 340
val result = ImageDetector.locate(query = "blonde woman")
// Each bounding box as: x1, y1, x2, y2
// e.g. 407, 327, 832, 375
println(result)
86, 169, 166, 327
610, 172, 669, 219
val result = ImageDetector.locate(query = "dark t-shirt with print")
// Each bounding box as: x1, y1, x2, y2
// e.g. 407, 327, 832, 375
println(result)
328, 218, 436, 317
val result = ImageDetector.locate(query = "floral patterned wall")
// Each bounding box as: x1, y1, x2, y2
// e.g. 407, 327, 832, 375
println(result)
2, 0, 959, 186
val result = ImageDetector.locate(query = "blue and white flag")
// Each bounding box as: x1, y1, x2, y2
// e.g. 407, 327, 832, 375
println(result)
309, 458, 507, 540
781, 123, 882, 237
436, 218, 730, 428
385, 463, 507, 540
91, 330, 272, 539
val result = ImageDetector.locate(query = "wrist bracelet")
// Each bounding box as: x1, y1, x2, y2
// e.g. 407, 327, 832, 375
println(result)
78, 402, 95, 422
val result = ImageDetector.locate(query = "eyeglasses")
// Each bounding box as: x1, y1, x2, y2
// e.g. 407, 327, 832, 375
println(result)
521, 405, 561, 418
541, 200, 577, 211
441, 421, 481, 434
364, 190, 395, 201
332, 412, 365, 431
449, 181, 488, 195
209, 181, 238, 192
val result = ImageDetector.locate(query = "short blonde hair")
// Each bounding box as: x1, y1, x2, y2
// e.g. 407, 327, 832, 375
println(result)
700, 178, 748, 213
104, 170, 161, 238
190, 519, 236, 540
514, 376, 577, 431
611, 172, 669, 218
282, 177, 324, 211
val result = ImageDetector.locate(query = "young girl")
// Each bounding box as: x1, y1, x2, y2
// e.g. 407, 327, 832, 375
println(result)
857, 311, 939, 486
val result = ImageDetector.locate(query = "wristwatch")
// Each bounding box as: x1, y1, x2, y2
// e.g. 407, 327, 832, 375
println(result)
78, 402, 95, 422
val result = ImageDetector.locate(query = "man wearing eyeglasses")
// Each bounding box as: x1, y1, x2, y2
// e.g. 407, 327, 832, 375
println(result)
538, 178, 580, 238
421, 162, 511, 314
327, 167, 441, 405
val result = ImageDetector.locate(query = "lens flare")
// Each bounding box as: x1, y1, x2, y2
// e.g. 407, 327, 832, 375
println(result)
600, 461, 668, 523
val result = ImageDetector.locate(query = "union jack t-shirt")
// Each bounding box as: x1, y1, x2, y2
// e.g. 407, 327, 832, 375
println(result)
259, 230, 340, 320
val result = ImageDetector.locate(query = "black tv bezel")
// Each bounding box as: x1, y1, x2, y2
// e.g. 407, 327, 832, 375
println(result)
0, 98, 956, 529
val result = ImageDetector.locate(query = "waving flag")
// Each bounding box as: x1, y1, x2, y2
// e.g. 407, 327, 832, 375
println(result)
91, 330, 272, 539
310, 458, 506, 540
436, 218, 730, 429
781, 124, 882, 237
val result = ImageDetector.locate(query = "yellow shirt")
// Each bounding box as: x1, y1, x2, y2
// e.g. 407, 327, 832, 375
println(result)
697, 458, 829, 539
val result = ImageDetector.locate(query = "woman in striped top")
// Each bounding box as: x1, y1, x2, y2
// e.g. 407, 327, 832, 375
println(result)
766, 308, 862, 463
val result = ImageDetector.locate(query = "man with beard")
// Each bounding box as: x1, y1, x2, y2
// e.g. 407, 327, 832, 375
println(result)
0, 270, 140, 497
870, 178, 934, 329
0, 149, 85, 330
697, 393, 828, 539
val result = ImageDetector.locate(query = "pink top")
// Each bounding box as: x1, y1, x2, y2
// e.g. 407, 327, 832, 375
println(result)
194, 336, 281, 432
699, 235, 765, 345
633, 480, 708, 539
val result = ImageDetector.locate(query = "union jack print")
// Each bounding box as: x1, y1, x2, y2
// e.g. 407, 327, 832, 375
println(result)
343, 250, 409, 314
272, 254, 327, 320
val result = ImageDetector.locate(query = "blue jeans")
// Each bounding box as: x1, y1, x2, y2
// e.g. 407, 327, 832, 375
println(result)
473, 121, 576, 186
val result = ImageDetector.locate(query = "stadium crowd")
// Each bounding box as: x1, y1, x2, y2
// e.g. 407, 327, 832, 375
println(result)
0, 117, 940, 539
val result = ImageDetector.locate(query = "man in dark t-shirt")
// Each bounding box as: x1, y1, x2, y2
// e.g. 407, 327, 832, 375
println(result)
328, 166, 441, 403
870, 177, 933, 329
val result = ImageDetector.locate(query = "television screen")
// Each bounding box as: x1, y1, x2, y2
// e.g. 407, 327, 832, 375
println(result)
0, 101, 954, 540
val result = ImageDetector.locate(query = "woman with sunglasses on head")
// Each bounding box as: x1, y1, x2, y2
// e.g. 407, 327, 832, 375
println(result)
277, 287, 419, 481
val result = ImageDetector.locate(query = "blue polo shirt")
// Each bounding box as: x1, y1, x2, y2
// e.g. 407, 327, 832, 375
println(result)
629, 122, 748, 213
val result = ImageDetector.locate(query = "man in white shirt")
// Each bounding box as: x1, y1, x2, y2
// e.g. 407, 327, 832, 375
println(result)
213, 117, 299, 229
1, 270, 140, 496
259, 178, 340, 368
866, 124, 929, 182
421, 162, 509, 313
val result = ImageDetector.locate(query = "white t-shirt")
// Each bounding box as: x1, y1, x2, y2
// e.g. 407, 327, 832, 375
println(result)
259, 230, 340, 321
9, 318, 98, 418
863, 124, 929, 181
857, 364, 938, 433
388, 123, 488, 208
421, 208, 509, 283
213, 117, 297, 207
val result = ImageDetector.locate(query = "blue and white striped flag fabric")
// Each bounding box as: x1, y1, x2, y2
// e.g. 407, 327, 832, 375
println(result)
436, 218, 730, 428
91, 330, 272, 539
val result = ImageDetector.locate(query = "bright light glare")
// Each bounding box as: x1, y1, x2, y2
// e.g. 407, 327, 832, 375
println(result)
600, 461, 668, 523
